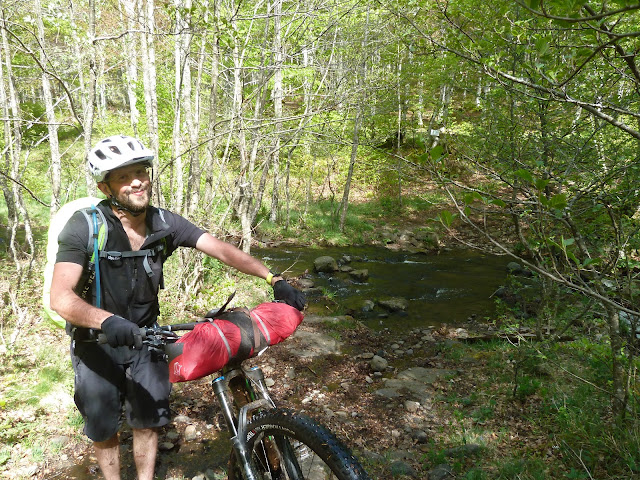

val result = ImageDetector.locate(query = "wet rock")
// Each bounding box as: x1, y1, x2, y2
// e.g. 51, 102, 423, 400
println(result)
428, 463, 454, 480
159, 441, 175, 451
184, 424, 197, 441
339, 255, 352, 264
204, 468, 224, 480
362, 300, 375, 312
404, 400, 420, 413
303, 314, 352, 324
357, 352, 375, 360
289, 330, 342, 357
378, 297, 409, 312
506, 261, 523, 274
411, 429, 429, 443
349, 269, 369, 281
174, 415, 191, 424
314, 256, 338, 273
443, 443, 483, 458
51, 435, 70, 445
507, 261, 533, 277
370, 355, 388, 372
390, 460, 418, 478
297, 278, 315, 289
381, 367, 456, 403
374, 388, 403, 399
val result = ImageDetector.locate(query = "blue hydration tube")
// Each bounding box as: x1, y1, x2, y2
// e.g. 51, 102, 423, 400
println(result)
91, 205, 101, 309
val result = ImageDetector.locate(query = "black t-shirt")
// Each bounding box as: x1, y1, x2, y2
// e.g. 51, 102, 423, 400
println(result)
56, 201, 205, 326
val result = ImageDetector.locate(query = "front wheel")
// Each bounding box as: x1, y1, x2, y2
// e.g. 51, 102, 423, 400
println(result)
228, 408, 370, 480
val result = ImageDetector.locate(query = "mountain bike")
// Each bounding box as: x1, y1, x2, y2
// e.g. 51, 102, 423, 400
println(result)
97, 313, 371, 480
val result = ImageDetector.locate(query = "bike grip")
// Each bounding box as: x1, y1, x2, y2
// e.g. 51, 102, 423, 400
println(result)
96, 327, 146, 345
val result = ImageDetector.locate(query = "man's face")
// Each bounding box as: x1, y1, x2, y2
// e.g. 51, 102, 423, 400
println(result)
99, 163, 151, 214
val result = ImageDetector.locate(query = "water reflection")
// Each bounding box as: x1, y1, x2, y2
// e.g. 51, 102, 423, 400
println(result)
256, 246, 512, 330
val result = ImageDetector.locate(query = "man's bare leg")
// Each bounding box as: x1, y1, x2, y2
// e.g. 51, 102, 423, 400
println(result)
132, 427, 158, 480
94, 433, 120, 480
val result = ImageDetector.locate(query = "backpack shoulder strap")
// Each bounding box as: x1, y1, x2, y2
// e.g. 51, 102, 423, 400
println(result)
78, 205, 108, 260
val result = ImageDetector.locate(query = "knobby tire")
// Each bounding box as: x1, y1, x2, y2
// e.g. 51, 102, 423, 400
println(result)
228, 408, 370, 480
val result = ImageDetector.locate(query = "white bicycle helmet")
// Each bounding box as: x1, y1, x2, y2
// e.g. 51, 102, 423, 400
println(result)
88, 135, 154, 182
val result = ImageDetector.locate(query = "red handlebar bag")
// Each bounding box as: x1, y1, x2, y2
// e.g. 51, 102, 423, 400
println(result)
168, 302, 304, 383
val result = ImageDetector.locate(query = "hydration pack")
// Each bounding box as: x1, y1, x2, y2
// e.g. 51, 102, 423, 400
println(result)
42, 197, 166, 329
42, 197, 108, 328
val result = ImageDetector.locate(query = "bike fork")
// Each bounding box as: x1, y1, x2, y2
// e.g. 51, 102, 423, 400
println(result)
212, 371, 271, 480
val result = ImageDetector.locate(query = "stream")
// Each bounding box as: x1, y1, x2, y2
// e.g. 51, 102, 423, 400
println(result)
256, 245, 513, 331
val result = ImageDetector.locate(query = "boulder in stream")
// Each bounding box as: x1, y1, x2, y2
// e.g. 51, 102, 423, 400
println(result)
378, 297, 409, 312
314, 256, 338, 273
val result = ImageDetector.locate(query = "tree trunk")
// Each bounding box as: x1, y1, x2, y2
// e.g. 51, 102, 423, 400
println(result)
203, 0, 220, 213
171, 0, 188, 213
339, 108, 361, 231
269, 0, 283, 223
0, 11, 34, 275
83, 0, 98, 196
339, 7, 369, 232
187, 0, 205, 217
35, 0, 61, 214
140, 0, 161, 204
120, 0, 140, 135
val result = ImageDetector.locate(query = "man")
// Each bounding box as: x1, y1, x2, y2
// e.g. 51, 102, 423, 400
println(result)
50, 135, 305, 480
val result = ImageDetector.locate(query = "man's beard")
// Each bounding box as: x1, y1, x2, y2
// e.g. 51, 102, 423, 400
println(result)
112, 183, 151, 214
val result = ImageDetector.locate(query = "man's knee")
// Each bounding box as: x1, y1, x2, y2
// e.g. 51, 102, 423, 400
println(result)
94, 432, 119, 449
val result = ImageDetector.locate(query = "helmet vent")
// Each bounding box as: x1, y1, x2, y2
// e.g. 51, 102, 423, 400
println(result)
95, 150, 107, 160
109, 146, 121, 154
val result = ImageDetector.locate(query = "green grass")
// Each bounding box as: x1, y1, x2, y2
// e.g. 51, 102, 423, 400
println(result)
417, 328, 640, 479
254, 193, 446, 246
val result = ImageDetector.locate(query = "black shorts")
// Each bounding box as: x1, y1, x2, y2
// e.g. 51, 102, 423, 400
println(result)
71, 340, 171, 442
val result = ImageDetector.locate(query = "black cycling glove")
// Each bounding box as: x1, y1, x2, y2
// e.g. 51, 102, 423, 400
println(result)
101, 314, 143, 349
273, 279, 306, 311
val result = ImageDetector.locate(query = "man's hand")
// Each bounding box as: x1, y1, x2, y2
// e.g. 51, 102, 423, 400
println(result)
101, 315, 143, 348
273, 280, 306, 311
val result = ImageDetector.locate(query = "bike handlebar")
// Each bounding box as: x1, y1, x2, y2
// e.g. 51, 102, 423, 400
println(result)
96, 320, 211, 346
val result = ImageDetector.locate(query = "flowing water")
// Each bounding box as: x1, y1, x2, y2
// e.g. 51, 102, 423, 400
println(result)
256, 245, 512, 331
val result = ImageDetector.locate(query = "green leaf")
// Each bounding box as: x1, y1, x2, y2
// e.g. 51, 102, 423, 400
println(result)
463, 192, 483, 204
561, 237, 575, 247
566, 250, 579, 265
534, 178, 550, 190
430, 145, 444, 162
437, 210, 455, 228
548, 193, 567, 210
489, 198, 507, 207
535, 37, 549, 56
582, 257, 601, 267
515, 169, 533, 183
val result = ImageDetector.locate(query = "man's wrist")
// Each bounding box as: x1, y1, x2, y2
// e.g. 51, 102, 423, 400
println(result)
266, 270, 282, 286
